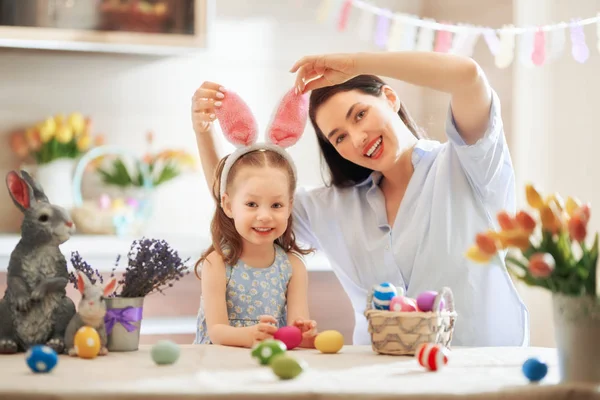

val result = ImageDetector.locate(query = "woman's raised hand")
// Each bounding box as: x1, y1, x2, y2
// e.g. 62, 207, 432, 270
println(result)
290, 53, 358, 94
191, 81, 226, 134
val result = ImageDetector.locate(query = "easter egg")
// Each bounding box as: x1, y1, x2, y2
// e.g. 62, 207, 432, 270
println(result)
314, 330, 344, 354
151, 340, 181, 365
389, 295, 418, 312
522, 358, 548, 382
415, 343, 449, 371
251, 339, 287, 365
273, 326, 303, 350
416, 291, 444, 312
25, 345, 58, 373
373, 282, 399, 310
98, 194, 111, 210
74, 326, 101, 359
270, 354, 307, 380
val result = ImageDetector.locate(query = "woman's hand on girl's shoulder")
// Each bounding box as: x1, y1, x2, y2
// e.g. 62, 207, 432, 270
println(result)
191, 81, 226, 135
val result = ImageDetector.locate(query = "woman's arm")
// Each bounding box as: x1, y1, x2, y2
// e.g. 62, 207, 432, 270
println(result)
192, 81, 226, 191
292, 52, 491, 146
201, 252, 277, 348
286, 253, 317, 348
355, 52, 491, 145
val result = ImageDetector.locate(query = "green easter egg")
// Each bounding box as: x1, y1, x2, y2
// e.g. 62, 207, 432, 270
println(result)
251, 339, 287, 365
151, 340, 181, 365
270, 354, 307, 380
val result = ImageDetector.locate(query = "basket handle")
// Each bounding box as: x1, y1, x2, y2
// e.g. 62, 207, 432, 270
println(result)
433, 286, 455, 313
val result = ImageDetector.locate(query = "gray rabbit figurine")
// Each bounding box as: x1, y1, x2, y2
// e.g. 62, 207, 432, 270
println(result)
65, 271, 117, 356
0, 170, 76, 354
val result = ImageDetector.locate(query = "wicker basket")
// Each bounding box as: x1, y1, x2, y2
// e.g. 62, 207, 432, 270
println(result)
364, 286, 457, 356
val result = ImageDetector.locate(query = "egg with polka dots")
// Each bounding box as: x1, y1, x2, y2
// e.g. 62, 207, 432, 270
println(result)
74, 326, 101, 359
25, 345, 58, 373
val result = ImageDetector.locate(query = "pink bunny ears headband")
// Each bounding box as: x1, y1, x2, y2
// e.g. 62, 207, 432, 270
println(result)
214, 87, 309, 199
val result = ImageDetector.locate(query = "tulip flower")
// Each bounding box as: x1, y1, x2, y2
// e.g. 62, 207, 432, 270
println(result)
565, 197, 582, 217
525, 184, 544, 209
476, 233, 497, 255
540, 203, 562, 234
528, 253, 555, 278
497, 211, 516, 230
465, 245, 493, 263
515, 211, 536, 234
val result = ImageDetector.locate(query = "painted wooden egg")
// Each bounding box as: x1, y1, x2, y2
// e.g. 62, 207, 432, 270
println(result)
415, 343, 449, 371
151, 340, 181, 365
251, 339, 287, 365
416, 291, 445, 312
270, 354, 307, 380
314, 330, 344, 354
25, 345, 58, 373
522, 357, 548, 382
389, 295, 418, 312
74, 326, 101, 359
373, 282, 398, 310
274, 326, 303, 350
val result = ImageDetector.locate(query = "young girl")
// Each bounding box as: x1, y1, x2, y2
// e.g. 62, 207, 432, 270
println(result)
193, 88, 317, 349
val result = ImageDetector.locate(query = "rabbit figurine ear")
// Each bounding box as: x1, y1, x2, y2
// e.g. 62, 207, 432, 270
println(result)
6, 170, 34, 213
76, 271, 92, 295
265, 88, 309, 148
214, 90, 259, 148
103, 277, 118, 297
20, 170, 49, 203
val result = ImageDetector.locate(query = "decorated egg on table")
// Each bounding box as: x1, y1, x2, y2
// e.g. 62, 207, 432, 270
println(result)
522, 357, 548, 382
314, 330, 344, 354
74, 326, 101, 359
270, 354, 307, 380
373, 282, 399, 310
251, 339, 287, 365
416, 291, 444, 312
151, 340, 181, 365
25, 345, 58, 373
273, 326, 303, 350
415, 343, 449, 371
389, 295, 418, 312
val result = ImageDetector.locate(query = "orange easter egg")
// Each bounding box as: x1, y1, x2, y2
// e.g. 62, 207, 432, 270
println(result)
74, 326, 101, 359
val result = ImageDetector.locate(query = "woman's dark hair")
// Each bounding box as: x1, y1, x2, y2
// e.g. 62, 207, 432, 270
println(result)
308, 74, 424, 188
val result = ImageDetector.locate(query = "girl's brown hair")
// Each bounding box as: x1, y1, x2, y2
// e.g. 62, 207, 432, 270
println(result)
309, 74, 426, 188
194, 149, 313, 279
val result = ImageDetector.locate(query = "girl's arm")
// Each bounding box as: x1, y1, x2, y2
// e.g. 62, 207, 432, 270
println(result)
292, 52, 491, 146
286, 253, 317, 348
201, 252, 277, 348
192, 81, 226, 192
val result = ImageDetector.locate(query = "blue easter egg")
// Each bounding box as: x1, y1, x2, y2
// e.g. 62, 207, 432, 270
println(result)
25, 345, 58, 373
522, 357, 548, 382
373, 282, 398, 310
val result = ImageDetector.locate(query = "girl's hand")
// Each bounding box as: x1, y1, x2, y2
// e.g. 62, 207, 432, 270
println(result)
252, 315, 279, 345
191, 81, 226, 134
290, 53, 358, 94
293, 318, 318, 341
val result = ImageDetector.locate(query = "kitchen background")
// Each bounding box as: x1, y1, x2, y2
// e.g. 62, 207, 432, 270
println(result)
0, 0, 599, 347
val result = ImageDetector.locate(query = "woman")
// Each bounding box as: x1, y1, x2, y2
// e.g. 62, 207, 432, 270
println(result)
191, 51, 529, 347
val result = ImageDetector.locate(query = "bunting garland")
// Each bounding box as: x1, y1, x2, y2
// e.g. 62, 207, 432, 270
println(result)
316, 0, 600, 67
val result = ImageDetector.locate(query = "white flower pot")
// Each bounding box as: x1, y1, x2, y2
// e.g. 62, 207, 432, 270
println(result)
33, 158, 77, 211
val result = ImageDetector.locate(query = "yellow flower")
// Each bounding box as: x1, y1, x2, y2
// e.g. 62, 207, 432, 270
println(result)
545, 193, 564, 212
565, 196, 582, 217
525, 184, 544, 209
54, 113, 65, 126
68, 113, 85, 135
76, 135, 91, 152
540, 203, 562, 233
39, 117, 57, 143
55, 125, 73, 144
465, 245, 493, 263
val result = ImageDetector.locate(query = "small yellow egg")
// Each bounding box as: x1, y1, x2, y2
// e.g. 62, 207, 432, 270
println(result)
74, 326, 101, 359
314, 330, 344, 354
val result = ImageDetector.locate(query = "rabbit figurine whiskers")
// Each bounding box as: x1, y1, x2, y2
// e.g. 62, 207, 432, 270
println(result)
65, 271, 117, 356
0, 170, 77, 354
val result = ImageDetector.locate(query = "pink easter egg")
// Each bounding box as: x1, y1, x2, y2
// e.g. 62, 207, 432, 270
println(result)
416, 291, 444, 312
98, 194, 111, 210
126, 197, 139, 209
415, 343, 449, 371
273, 326, 303, 350
389, 296, 418, 312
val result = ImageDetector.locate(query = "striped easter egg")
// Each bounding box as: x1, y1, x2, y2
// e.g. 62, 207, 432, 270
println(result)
415, 343, 449, 371
373, 282, 398, 310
